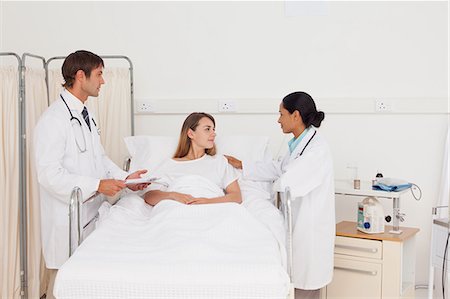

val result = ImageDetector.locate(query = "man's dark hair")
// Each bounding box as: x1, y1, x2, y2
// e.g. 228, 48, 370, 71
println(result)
62, 50, 104, 88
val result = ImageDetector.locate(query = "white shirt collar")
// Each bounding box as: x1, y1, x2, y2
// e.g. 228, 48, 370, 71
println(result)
61, 89, 87, 114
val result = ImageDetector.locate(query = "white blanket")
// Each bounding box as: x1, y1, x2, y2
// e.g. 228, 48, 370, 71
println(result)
55, 176, 289, 299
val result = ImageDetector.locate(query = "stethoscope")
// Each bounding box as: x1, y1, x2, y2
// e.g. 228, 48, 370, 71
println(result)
60, 94, 99, 153
293, 130, 317, 159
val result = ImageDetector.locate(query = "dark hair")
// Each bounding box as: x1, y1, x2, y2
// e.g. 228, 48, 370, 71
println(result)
282, 91, 325, 128
173, 112, 217, 158
62, 50, 104, 88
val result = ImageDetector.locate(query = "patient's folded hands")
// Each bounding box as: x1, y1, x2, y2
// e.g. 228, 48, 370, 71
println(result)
170, 192, 194, 204
188, 197, 209, 205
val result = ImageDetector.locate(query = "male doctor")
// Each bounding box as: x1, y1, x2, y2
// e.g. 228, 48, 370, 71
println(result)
226, 91, 335, 299
34, 50, 148, 299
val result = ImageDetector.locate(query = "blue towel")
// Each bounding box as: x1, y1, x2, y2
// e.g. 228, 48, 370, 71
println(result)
372, 183, 412, 192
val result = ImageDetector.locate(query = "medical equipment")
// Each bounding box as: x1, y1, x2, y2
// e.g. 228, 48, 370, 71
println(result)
293, 130, 316, 159
60, 94, 87, 153
372, 171, 383, 186
357, 197, 385, 234
60, 94, 102, 153
335, 179, 410, 234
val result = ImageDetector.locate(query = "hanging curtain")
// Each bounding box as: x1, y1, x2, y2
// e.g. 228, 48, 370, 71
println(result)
47, 68, 63, 105
24, 68, 50, 298
48, 67, 131, 166
89, 67, 131, 166
0, 66, 21, 298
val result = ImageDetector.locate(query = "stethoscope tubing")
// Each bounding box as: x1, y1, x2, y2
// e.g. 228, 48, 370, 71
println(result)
60, 94, 89, 153
294, 130, 317, 159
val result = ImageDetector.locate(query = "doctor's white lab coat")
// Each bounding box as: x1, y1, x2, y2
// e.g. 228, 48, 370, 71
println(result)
34, 90, 128, 269
242, 128, 335, 290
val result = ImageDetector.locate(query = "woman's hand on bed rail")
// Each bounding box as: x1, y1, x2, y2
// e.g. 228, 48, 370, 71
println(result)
126, 169, 151, 191
224, 155, 242, 169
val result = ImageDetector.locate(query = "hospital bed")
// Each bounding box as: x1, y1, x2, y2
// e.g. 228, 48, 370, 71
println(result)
54, 135, 295, 299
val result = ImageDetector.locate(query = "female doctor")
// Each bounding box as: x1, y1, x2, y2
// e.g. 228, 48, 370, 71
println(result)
225, 91, 335, 299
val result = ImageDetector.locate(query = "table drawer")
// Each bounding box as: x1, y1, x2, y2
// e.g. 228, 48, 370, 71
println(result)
335, 236, 382, 259
327, 257, 382, 299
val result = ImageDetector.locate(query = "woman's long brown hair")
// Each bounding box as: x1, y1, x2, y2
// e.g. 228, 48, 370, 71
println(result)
173, 112, 217, 158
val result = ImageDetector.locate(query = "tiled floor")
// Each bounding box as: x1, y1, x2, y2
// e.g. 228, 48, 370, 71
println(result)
416, 288, 431, 299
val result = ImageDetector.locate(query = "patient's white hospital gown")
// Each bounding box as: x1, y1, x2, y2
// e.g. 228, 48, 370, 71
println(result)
148, 154, 238, 193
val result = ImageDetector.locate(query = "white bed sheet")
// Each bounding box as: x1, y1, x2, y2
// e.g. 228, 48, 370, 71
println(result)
54, 183, 290, 299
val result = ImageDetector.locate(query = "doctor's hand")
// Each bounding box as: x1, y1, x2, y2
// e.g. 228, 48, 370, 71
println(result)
224, 155, 242, 169
126, 169, 150, 191
98, 179, 126, 197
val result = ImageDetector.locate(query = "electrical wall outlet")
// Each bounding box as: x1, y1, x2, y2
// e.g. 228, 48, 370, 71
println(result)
136, 100, 155, 113
375, 100, 393, 112
218, 100, 237, 113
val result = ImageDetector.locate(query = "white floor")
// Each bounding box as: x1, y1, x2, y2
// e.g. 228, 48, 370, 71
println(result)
415, 288, 447, 299
417, 268, 450, 299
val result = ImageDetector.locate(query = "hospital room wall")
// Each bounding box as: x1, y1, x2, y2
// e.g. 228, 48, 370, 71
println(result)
1, 1, 448, 286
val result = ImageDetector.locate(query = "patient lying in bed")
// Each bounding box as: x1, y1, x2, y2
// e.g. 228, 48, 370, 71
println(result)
54, 113, 290, 299
143, 112, 242, 206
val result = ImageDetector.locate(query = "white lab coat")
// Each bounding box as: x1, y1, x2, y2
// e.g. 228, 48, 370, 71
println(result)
34, 90, 128, 269
243, 128, 335, 290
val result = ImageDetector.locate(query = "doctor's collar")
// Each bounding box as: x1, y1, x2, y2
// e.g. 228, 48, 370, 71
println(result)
62, 89, 86, 114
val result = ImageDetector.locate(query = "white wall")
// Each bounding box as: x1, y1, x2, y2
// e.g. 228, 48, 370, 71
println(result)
1, 1, 448, 285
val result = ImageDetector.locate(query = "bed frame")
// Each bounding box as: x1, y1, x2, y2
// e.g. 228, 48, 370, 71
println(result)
68, 183, 296, 298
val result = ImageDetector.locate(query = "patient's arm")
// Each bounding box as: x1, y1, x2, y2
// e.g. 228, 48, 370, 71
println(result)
189, 180, 242, 205
143, 190, 194, 206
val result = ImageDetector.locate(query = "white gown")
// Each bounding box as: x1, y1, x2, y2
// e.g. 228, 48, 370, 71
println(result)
34, 90, 128, 268
242, 127, 335, 290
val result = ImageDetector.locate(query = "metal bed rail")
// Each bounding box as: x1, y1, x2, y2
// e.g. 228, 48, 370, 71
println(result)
68, 156, 133, 256
277, 187, 296, 299
68, 188, 102, 257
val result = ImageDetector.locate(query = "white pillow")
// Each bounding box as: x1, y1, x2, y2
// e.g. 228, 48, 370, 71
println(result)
214, 135, 270, 162
124, 136, 177, 172
215, 136, 273, 198
125, 135, 271, 170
